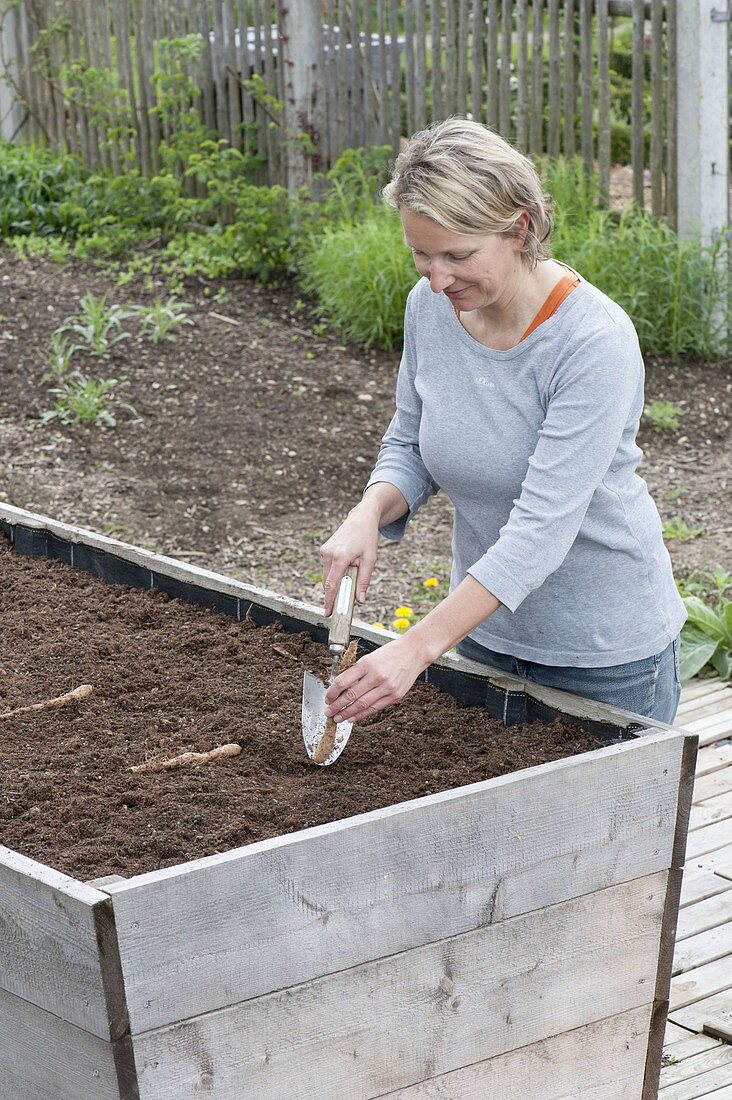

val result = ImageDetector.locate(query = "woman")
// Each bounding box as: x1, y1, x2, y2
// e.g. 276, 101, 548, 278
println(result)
321, 118, 686, 728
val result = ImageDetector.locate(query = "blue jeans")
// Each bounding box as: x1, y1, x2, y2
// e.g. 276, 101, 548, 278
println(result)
456, 635, 682, 726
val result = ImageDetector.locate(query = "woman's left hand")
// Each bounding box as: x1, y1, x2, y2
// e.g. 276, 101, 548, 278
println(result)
324, 634, 430, 723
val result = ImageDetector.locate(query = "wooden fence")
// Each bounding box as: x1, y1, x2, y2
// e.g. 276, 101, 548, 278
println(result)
0, 0, 680, 222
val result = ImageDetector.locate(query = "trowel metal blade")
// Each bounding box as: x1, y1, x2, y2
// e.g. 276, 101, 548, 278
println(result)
301, 670, 353, 766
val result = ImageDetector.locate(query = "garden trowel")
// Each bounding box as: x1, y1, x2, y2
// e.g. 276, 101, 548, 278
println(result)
302, 565, 359, 766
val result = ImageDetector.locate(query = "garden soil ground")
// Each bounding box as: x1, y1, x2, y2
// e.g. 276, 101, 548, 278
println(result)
0, 250, 730, 631
0, 538, 598, 881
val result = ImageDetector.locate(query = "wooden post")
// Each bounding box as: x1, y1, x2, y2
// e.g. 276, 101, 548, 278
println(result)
676, 0, 729, 353
280, 0, 325, 193
0, 0, 25, 140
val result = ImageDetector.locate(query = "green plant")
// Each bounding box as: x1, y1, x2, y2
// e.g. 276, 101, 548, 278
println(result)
40, 373, 136, 428
59, 292, 135, 357
676, 565, 732, 604
679, 595, 732, 681
662, 516, 704, 541
39, 331, 78, 385
644, 400, 684, 432
300, 206, 418, 349
130, 296, 194, 343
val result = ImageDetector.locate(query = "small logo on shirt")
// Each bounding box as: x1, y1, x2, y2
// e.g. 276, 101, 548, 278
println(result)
476, 376, 495, 388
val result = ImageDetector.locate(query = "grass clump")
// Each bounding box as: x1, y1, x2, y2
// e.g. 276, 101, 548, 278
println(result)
300, 207, 418, 349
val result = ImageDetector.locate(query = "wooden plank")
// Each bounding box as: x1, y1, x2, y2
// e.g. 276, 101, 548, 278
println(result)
695, 744, 732, 778
676, 888, 732, 941
690, 792, 732, 831
0, 845, 122, 1040
686, 708, 730, 734
131, 873, 667, 1100
0, 986, 123, 1100
659, 1042, 732, 1088
659, 1061, 732, 1099
680, 678, 724, 704
673, 923, 732, 976
671, 958, 732, 1012
686, 820, 732, 860
677, 687, 732, 718
663, 1028, 718, 1055
487, 0, 499, 131
107, 732, 685, 1035
680, 866, 732, 908
694, 769, 732, 804
669, 992, 732, 1035
684, 711, 732, 736
716, 864, 732, 883
378, 1005, 653, 1099
698, 722, 732, 749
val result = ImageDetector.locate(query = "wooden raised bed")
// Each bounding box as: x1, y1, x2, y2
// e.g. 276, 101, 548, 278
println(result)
0, 502, 697, 1100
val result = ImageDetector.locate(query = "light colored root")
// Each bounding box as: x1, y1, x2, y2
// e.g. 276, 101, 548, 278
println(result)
131, 742, 241, 774
312, 640, 359, 764
0, 684, 93, 722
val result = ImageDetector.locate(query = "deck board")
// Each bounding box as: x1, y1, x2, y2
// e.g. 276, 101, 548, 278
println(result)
660, 676, 732, 1098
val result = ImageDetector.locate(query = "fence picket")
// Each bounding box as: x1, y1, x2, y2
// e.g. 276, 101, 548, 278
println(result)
500, 0, 511, 138
597, 0, 610, 205
388, 0, 399, 152
563, 0, 575, 157
457, 0, 469, 120
580, 0, 593, 175
430, 0, 441, 123
631, 0, 645, 206
665, 0, 677, 231
530, 0, 543, 152
548, 0, 561, 157
515, 0, 529, 149
404, 0, 414, 136
487, 0, 499, 130
650, 0, 663, 216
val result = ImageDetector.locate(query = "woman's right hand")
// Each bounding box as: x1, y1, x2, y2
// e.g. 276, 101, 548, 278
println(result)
319, 501, 381, 617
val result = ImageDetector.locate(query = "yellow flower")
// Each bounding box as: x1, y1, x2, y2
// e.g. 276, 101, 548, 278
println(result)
394, 605, 414, 618
423, 577, 439, 588
392, 617, 411, 631
370, 621, 385, 630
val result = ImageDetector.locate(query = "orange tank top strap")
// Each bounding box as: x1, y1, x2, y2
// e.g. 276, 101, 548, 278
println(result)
519, 273, 579, 343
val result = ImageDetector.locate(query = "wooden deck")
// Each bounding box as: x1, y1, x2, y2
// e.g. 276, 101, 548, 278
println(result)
660, 675, 732, 1099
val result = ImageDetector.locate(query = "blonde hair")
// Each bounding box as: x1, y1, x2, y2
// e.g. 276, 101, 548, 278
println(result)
382, 118, 554, 269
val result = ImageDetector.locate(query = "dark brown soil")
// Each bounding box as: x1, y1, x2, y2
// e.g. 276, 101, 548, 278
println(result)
0, 538, 600, 882
0, 250, 730, 629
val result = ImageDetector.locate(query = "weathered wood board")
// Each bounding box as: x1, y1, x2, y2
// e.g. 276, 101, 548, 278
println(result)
0, 846, 124, 1038
105, 731, 686, 1036
0, 986, 123, 1100
130, 874, 666, 1100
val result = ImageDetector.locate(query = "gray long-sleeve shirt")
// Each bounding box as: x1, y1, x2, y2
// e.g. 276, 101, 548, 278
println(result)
365, 273, 687, 667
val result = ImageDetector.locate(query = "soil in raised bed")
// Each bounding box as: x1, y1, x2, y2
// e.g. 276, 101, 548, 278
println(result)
0, 539, 603, 881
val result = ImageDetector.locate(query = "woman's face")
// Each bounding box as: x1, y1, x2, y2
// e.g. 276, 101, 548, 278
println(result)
400, 207, 529, 313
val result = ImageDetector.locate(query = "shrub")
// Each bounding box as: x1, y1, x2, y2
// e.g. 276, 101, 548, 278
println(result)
0, 141, 86, 236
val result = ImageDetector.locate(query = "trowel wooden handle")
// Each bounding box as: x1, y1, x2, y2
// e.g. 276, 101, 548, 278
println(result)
329, 565, 358, 650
